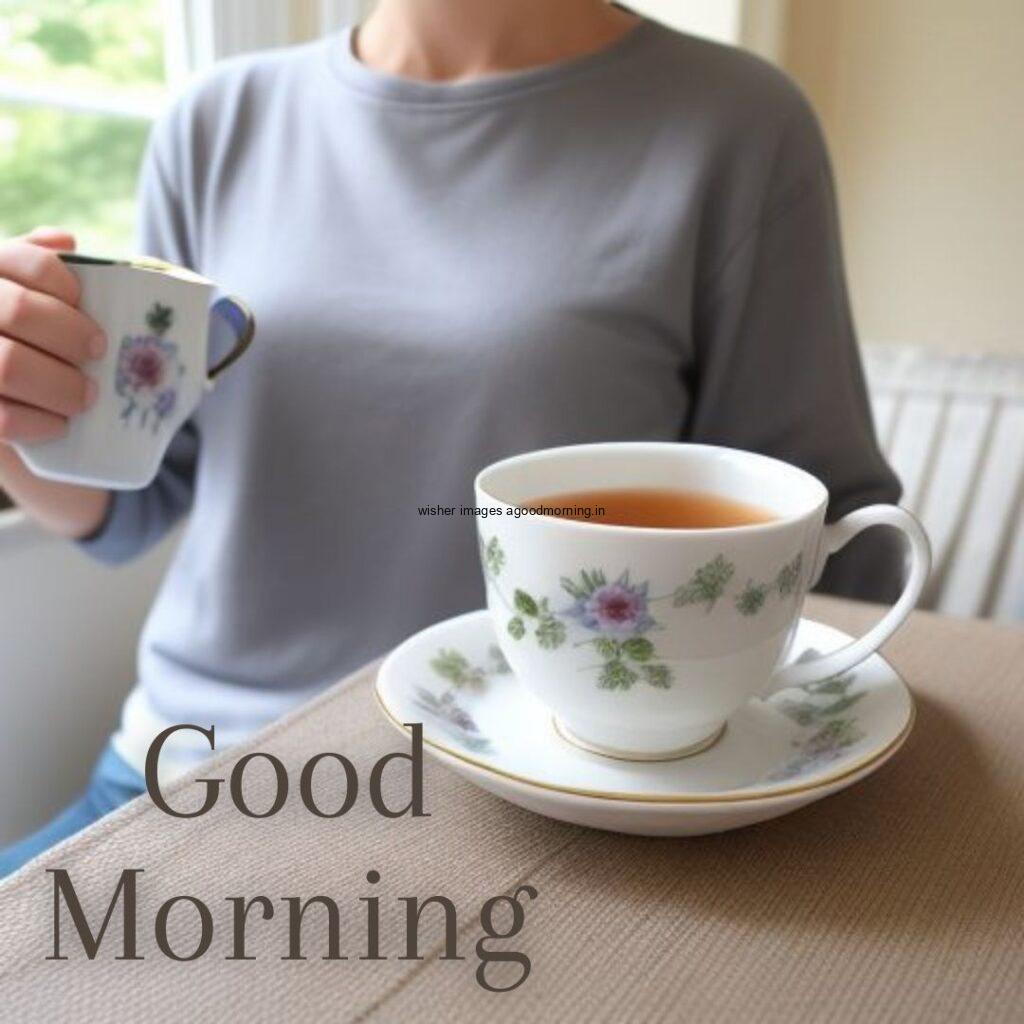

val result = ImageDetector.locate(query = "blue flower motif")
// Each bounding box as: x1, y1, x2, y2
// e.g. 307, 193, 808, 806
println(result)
154, 388, 177, 419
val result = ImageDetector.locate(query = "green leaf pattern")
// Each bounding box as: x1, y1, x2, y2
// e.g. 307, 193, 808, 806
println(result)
775, 554, 803, 597
418, 644, 512, 752
535, 614, 567, 650
673, 554, 734, 611
775, 672, 864, 726
481, 536, 505, 578
146, 302, 173, 336
598, 658, 638, 691
768, 672, 867, 781
640, 663, 672, 689
430, 645, 511, 690
675, 553, 804, 615
429, 648, 486, 689
509, 589, 566, 650
477, 534, 807, 696
736, 581, 769, 616
581, 636, 674, 692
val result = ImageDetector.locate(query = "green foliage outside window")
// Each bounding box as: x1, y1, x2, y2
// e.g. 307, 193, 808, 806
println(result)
0, 0, 166, 255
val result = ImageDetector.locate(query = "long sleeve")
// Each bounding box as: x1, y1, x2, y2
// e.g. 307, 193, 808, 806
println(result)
76, 116, 199, 565
687, 108, 904, 602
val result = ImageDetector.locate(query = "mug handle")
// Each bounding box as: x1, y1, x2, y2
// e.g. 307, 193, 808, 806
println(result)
766, 505, 931, 692
207, 296, 255, 381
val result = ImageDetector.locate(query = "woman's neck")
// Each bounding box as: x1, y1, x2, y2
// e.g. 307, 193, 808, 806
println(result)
355, 0, 639, 82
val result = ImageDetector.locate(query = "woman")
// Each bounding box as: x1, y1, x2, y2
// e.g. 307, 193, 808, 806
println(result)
0, 0, 899, 873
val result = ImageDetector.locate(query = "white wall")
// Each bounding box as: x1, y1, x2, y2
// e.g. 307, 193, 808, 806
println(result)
784, 0, 1024, 355
0, 513, 180, 844
637, 0, 1023, 356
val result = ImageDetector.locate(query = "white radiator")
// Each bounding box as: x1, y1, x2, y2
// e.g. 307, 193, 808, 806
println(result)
864, 345, 1024, 622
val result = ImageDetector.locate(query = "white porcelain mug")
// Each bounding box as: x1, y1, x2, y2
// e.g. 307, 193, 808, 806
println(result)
475, 442, 930, 761
13, 253, 254, 489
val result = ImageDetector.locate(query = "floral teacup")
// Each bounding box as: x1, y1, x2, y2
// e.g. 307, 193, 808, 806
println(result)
12, 254, 253, 490
475, 442, 930, 761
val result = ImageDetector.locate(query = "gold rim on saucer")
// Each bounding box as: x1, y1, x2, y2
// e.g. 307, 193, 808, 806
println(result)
373, 681, 915, 805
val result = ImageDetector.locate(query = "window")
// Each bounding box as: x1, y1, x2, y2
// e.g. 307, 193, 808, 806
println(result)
0, 0, 171, 256
0, 1, 368, 257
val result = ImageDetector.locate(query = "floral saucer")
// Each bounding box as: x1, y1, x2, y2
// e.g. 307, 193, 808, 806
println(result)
375, 610, 914, 836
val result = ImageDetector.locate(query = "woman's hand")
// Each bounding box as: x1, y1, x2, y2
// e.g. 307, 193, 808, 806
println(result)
0, 228, 111, 539
0, 228, 105, 444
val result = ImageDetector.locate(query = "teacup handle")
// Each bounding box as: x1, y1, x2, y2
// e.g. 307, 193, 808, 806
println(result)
767, 505, 931, 692
207, 296, 255, 381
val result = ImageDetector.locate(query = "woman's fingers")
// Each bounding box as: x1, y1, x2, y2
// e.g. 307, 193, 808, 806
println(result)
0, 231, 101, 442
0, 277, 105, 365
0, 238, 82, 307
0, 230, 97, 441
22, 227, 77, 253
0, 397, 67, 443
0, 335, 96, 418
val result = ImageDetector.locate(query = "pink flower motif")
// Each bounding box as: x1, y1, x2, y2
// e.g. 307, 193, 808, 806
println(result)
572, 579, 655, 638
115, 330, 183, 432
121, 341, 166, 391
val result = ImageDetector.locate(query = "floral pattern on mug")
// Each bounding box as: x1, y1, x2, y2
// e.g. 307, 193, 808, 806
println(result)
735, 580, 770, 617
115, 302, 185, 433
481, 535, 505, 578
477, 533, 806, 694
775, 554, 803, 597
562, 569, 656, 638
672, 554, 735, 612
673, 553, 804, 614
583, 636, 673, 691
561, 570, 673, 691
509, 590, 567, 649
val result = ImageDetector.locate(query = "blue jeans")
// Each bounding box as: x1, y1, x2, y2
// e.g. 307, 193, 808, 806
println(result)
0, 743, 146, 879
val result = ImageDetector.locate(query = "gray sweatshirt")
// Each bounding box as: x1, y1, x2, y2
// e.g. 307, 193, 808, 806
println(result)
80, 20, 901, 775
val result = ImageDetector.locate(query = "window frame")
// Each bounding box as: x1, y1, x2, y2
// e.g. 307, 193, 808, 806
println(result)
0, 0, 369, 253
0, 1, 370, 119
174, 0, 368, 74
0, 0, 176, 120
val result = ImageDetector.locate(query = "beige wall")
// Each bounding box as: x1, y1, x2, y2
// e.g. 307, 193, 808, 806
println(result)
783, 0, 1024, 354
